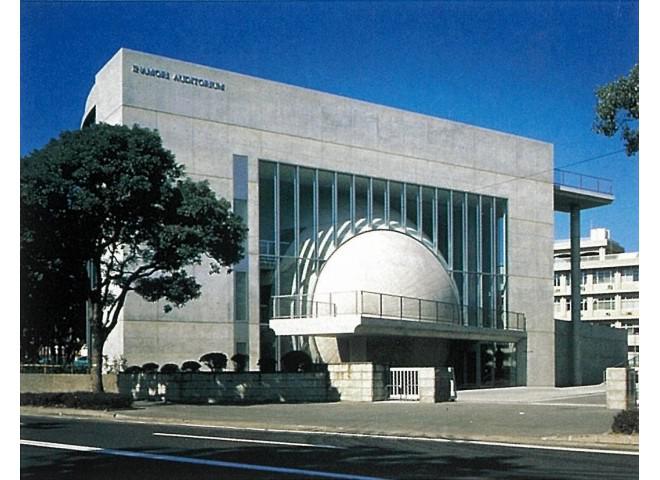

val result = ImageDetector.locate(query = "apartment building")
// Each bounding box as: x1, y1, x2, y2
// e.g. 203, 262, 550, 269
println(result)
554, 228, 639, 365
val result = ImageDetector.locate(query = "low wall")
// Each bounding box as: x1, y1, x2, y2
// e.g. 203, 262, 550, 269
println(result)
555, 320, 627, 387
327, 363, 387, 401
20, 374, 119, 393
418, 367, 455, 403
606, 368, 637, 410
118, 372, 331, 404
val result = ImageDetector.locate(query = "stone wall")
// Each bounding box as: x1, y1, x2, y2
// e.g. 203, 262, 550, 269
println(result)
20, 374, 119, 393
118, 372, 331, 404
327, 363, 388, 401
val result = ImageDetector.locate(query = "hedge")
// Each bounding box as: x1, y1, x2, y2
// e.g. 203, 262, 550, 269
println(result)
20, 392, 133, 410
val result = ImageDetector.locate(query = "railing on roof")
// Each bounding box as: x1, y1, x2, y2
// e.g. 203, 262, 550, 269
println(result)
554, 169, 613, 196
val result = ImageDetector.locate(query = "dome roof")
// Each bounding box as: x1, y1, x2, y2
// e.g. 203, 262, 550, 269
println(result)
312, 230, 458, 308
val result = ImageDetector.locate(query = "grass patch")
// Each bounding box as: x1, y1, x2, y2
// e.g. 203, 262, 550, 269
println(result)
20, 392, 133, 410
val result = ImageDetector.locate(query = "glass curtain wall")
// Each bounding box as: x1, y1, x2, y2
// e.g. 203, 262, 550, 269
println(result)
258, 160, 508, 327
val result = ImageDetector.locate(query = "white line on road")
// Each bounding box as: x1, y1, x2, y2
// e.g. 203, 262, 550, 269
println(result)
153, 431, 344, 449
143, 422, 637, 456
20, 439, 386, 480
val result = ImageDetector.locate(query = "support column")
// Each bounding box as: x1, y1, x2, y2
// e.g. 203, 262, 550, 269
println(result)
570, 205, 582, 386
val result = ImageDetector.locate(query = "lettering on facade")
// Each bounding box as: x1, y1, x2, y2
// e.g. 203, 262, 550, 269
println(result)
131, 64, 225, 91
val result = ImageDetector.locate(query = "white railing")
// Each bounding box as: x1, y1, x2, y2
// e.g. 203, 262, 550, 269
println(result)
388, 368, 420, 401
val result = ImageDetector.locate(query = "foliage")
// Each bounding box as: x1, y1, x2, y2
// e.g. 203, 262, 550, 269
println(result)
141, 362, 159, 373
181, 360, 202, 372
20, 123, 247, 392
160, 363, 180, 374
594, 64, 639, 156
231, 353, 249, 372
199, 352, 228, 372
258, 357, 277, 373
612, 409, 639, 434
103, 355, 127, 374
124, 366, 143, 374
20, 391, 133, 410
281, 350, 312, 373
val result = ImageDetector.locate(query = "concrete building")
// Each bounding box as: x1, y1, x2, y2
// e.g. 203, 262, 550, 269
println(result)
554, 228, 639, 366
82, 48, 558, 389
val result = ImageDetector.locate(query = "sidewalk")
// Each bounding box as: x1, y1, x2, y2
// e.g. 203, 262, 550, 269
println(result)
20, 385, 638, 451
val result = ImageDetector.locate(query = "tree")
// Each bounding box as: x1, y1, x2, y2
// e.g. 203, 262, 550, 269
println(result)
199, 352, 228, 372
21, 124, 247, 392
594, 64, 639, 156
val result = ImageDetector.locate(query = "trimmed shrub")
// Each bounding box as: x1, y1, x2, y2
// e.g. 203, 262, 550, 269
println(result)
181, 360, 201, 372
281, 350, 312, 373
124, 365, 143, 374
142, 362, 159, 373
258, 357, 277, 373
231, 353, 249, 372
199, 352, 227, 372
160, 363, 180, 374
20, 392, 133, 410
612, 409, 639, 434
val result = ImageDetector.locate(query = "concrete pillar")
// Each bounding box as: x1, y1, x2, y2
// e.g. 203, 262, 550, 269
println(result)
570, 205, 582, 386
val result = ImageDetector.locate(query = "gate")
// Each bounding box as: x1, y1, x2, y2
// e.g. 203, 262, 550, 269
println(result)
388, 368, 419, 400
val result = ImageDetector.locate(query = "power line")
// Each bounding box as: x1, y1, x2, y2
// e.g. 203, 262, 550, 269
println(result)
478, 148, 626, 192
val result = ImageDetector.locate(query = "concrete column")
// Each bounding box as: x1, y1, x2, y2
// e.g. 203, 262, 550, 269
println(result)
570, 205, 582, 386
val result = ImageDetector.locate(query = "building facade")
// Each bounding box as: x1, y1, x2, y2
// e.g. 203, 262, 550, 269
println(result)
82, 49, 556, 388
554, 228, 639, 365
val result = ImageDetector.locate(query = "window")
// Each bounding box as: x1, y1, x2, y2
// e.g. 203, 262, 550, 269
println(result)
554, 273, 561, 287
621, 267, 639, 283
621, 296, 639, 312
581, 298, 588, 311
594, 296, 615, 310
594, 270, 613, 285
566, 297, 571, 311
554, 298, 562, 313
234, 272, 248, 322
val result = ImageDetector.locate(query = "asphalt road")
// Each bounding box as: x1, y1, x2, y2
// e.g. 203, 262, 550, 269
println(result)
20, 415, 638, 480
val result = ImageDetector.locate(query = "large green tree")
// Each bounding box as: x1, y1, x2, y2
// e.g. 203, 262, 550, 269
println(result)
21, 124, 247, 392
594, 64, 639, 156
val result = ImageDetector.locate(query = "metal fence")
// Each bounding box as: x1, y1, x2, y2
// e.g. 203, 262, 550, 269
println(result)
388, 368, 420, 401
554, 169, 613, 195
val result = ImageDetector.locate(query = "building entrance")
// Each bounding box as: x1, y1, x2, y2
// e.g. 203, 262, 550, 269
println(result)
450, 340, 518, 389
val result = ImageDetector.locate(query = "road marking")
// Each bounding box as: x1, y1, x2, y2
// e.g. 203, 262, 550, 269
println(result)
145, 422, 637, 456
20, 439, 387, 480
153, 431, 343, 449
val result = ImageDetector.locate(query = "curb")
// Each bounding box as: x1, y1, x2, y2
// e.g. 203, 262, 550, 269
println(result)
20, 406, 639, 453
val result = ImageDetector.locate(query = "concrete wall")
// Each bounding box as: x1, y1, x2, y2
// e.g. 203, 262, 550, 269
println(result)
84, 49, 555, 385
20, 374, 119, 393
555, 320, 627, 387
606, 367, 637, 410
118, 372, 332, 404
327, 363, 388, 401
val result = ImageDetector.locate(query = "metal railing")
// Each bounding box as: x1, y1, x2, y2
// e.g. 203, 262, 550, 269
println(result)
554, 169, 613, 195
272, 296, 337, 319
388, 368, 420, 401
271, 290, 526, 331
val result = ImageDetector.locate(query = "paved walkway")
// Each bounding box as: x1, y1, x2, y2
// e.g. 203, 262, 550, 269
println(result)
20, 385, 637, 451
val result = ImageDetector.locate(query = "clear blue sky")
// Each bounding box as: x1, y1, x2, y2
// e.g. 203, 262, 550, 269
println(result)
20, 0, 639, 250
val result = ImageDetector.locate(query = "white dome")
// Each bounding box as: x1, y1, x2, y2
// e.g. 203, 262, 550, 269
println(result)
313, 230, 458, 308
